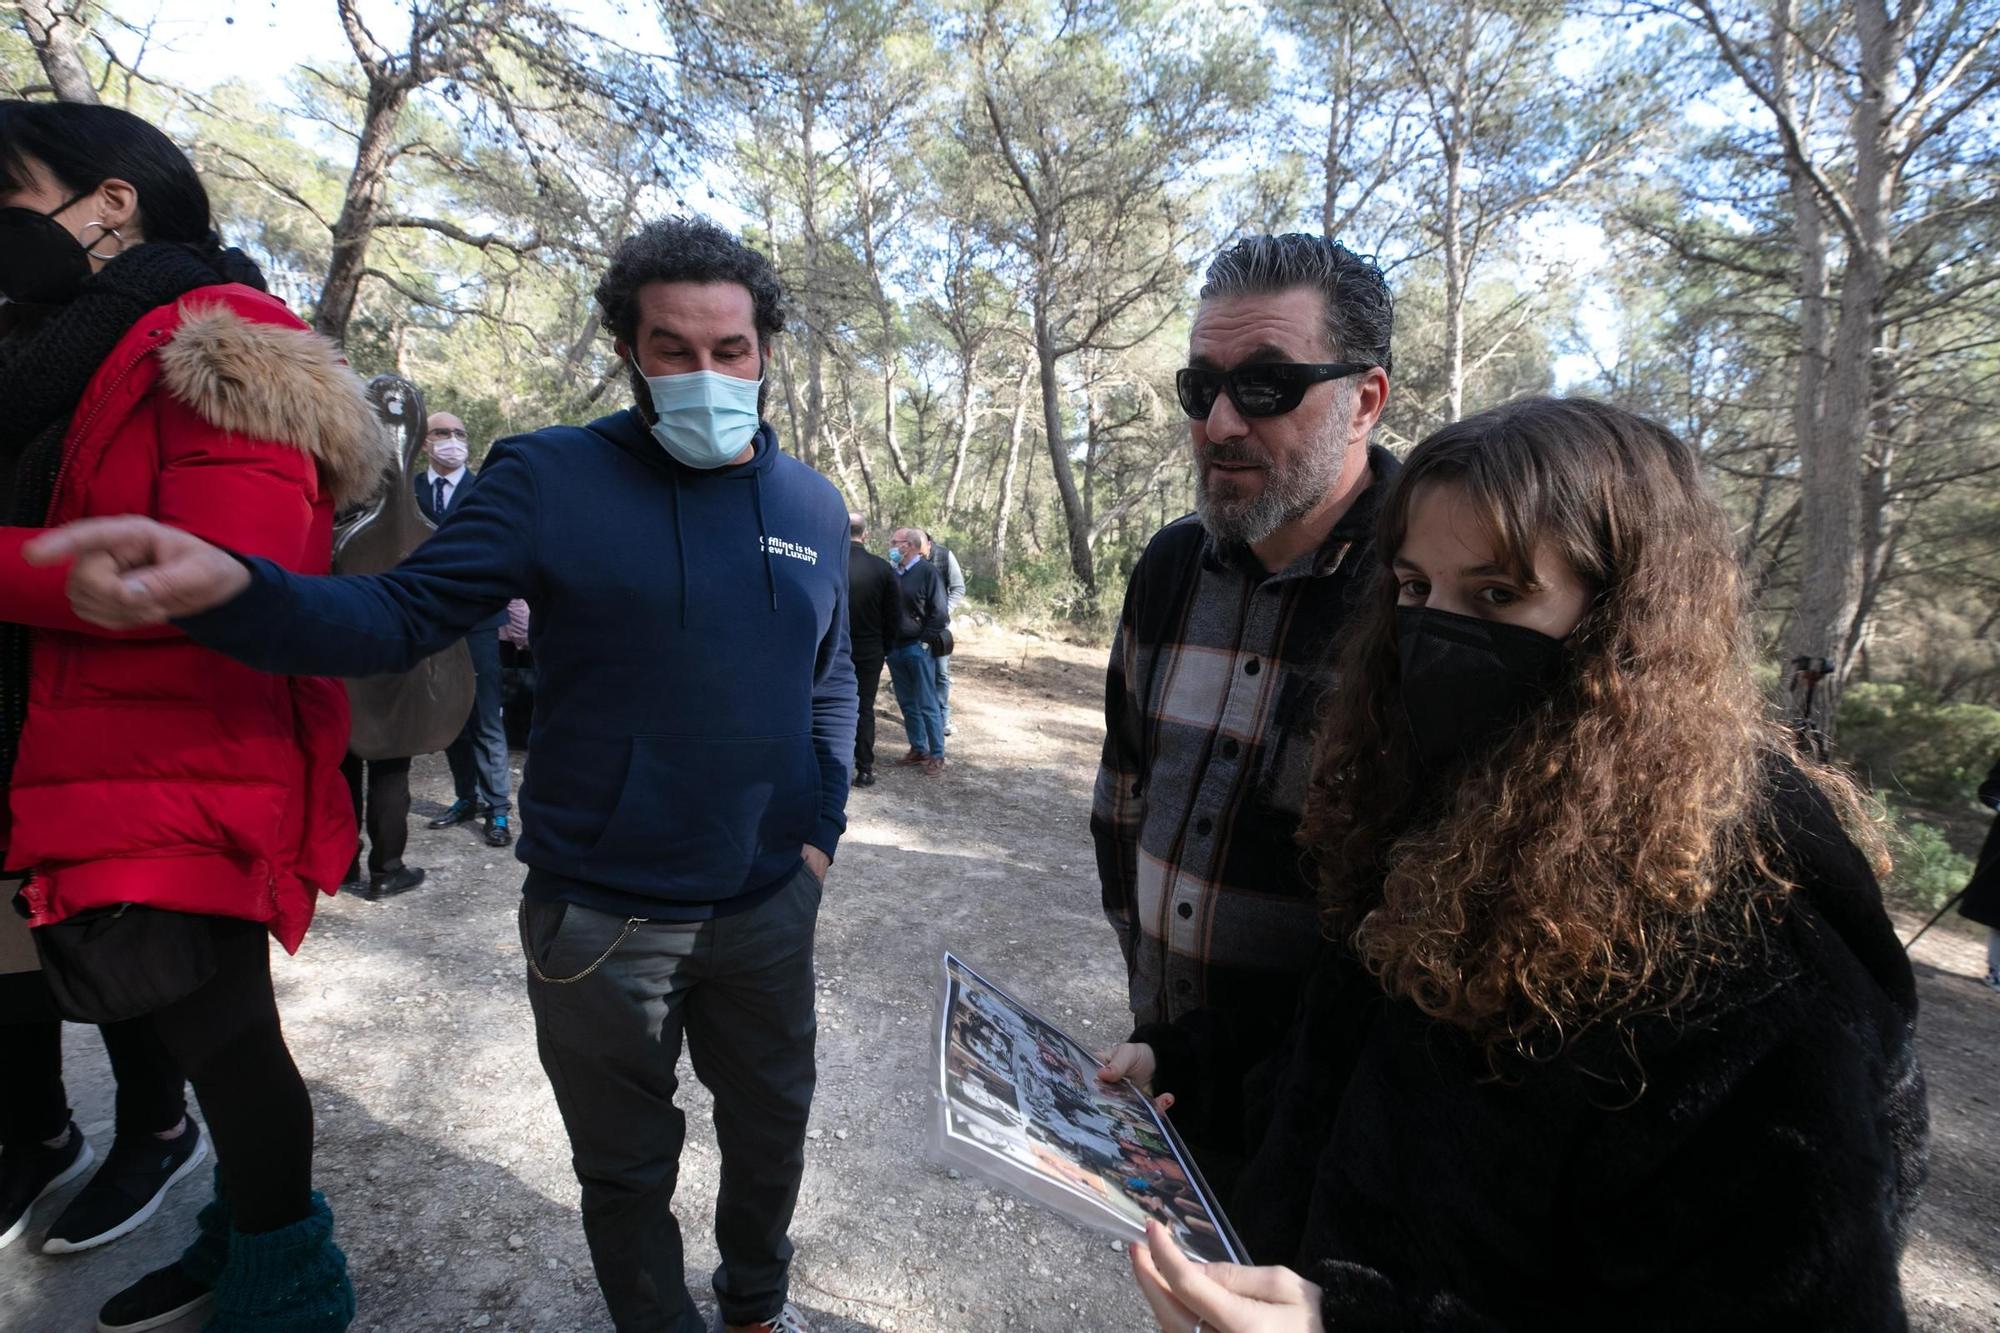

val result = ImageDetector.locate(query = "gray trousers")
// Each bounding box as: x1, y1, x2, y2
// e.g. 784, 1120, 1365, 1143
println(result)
521, 867, 820, 1332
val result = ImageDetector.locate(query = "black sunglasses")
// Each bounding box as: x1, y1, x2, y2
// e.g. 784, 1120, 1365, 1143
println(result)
1175, 362, 1375, 420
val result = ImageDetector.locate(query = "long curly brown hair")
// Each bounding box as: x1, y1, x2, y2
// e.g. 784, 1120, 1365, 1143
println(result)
1303, 397, 1883, 1061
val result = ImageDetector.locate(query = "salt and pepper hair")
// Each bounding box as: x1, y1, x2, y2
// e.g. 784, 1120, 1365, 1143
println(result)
850, 513, 867, 540
1200, 234, 1395, 374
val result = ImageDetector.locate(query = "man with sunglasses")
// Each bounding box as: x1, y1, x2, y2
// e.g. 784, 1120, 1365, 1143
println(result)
1091, 234, 1397, 1190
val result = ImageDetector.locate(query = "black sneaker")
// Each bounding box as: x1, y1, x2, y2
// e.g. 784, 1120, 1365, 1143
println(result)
853, 769, 876, 788
0, 1122, 93, 1249
96, 1260, 215, 1333
427, 798, 484, 829
368, 864, 427, 900
43, 1117, 207, 1254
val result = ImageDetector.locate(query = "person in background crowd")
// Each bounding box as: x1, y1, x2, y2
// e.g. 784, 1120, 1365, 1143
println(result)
1956, 756, 2000, 989
888, 526, 949, 777
846, 514, 900, 788
1092, 234, 1394, 1190
1109, 397, 1927, 1333
418, 411, 513, 849
0, 99, 372, 1332
29, 215, 854, 1333
919, 532, 965, 736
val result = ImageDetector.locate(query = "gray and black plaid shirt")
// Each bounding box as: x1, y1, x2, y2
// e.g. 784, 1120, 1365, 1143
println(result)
1092, 448, 1396, 1052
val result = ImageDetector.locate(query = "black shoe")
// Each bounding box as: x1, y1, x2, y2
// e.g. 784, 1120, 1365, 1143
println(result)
0, 1123, 93, 1250
44, 1118, 207, 1255
853, 769, 875, 787
484, 812, 513, 847
96, 1260, 215, 1333
367, 865, 427, 900
426, 798, 484, 829
340, 857, 363, 891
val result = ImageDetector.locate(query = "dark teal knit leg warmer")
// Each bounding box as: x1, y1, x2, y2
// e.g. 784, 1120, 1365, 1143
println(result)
178, 1167, 230, 1287
203, 1191, 355, 1333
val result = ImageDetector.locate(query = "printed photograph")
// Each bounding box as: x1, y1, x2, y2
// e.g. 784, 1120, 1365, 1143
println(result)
936, 954, 1239, 1263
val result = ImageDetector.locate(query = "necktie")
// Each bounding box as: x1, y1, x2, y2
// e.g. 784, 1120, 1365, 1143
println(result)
436, 477, 451, 513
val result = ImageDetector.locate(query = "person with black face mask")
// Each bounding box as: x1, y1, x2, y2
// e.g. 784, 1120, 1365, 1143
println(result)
1103, 397, 1926, 1333
0, 100, 373, 1332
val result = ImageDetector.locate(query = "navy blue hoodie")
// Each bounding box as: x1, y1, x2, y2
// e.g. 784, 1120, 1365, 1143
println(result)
180, 410, 856, 919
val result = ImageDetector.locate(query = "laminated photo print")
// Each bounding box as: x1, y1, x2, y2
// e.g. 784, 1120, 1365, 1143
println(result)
931, 953, 1242, 1263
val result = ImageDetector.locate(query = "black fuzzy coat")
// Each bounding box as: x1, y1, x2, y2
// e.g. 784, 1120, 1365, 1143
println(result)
1148, 764, 1928, 1331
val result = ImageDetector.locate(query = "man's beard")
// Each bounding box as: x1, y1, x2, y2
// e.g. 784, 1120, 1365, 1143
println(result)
1194, 417, 1347, 547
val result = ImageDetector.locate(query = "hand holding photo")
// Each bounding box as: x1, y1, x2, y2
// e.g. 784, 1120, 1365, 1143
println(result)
931, 953, 1241, 1264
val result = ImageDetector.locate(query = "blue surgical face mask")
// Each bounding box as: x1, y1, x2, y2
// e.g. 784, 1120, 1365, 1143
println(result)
631, 356, 762, 469
887, 546, 904, 566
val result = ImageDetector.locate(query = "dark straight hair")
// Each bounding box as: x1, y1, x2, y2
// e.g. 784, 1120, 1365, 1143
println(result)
0, 100, 221, 243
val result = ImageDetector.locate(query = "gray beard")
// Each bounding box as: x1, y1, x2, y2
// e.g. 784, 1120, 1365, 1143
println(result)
1194, 420, 1347, 547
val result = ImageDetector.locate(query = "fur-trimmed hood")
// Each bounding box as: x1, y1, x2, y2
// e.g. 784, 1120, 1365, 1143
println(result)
157, 299, 388, 509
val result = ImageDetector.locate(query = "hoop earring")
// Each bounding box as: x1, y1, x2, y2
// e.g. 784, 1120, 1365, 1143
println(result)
78, 220, 126, 261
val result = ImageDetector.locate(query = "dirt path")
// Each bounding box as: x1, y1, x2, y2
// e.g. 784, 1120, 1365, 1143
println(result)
3, 622, 1996, 1331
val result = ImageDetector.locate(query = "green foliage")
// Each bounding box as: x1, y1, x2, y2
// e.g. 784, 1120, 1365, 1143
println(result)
1838, 682, 2000, 806
1881, 802, 1977, 912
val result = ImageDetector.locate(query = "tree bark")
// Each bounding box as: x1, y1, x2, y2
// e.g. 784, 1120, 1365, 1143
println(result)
943, 363, 978, 517
992, 356, 1034, 579
314, 79, 411, 345
1033, 295, 1097, 595
18, 0, 99, 104
1791, 0, 1903, 729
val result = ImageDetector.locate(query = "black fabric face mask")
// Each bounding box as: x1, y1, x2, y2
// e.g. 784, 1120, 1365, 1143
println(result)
1395, 605, 1569, 774
0, 194, 94, 307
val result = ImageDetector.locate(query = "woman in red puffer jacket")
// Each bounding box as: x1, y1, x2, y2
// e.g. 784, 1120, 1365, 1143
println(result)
0, 101, 380, 1332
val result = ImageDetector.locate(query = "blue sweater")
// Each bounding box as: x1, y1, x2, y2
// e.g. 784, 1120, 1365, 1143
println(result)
181, 410, 857, 918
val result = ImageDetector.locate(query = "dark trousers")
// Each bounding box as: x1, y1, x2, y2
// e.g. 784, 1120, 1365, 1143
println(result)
445, 630, 512, 815
341, 753, 412, 876
520, 868, 820, 1332
853, 652, 885, 775
0, 993, 186, 1147
146, 917, 314, 1234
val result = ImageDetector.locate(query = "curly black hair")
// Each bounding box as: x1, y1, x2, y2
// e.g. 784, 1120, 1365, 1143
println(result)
594, 216, 786, 349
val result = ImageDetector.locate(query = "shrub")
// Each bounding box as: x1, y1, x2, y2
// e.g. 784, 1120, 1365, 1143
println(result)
1837, 682, 2000, 805
1880, 802, 1977, 912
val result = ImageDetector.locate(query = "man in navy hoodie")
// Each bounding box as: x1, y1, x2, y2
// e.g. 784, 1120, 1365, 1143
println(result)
28, 218, 856, 1333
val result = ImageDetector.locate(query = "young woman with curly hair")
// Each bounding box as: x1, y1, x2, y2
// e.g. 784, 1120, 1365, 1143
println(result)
1104, 396, 1928, 1332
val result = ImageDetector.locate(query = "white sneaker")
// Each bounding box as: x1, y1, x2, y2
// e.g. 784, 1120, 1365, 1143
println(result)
717, 1303, 815, 1333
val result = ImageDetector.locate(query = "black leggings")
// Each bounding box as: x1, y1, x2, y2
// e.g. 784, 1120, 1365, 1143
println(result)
0, 979, 187, 1146
142, 916, 315, 1234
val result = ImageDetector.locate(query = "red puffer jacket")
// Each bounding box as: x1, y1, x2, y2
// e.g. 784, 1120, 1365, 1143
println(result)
1, 285, 386, 952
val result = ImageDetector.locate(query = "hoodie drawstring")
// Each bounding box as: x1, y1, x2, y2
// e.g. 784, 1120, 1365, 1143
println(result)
751, 470, 777, 612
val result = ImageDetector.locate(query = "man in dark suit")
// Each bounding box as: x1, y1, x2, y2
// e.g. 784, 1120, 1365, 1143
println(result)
417, 411, 512, 847
845, 514, 900, 787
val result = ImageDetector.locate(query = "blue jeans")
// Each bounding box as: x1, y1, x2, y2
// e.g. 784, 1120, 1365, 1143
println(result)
445, 629, 512, 815
887, 642, 944, 759
933, 646, 952, 732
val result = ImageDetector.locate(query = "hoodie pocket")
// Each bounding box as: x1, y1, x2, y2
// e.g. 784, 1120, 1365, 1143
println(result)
583, 732, 820, 890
